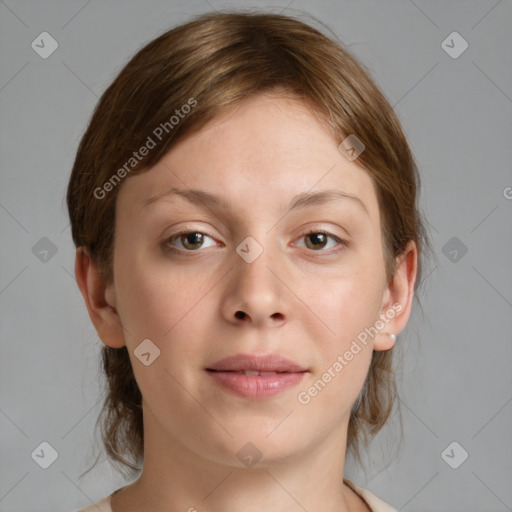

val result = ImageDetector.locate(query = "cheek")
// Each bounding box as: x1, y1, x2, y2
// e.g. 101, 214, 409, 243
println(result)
293, 276, 377, 427
113, 254, 210, 416
113, 245, 210, 341
290, 255, 384, 412
297, 264, 383, 348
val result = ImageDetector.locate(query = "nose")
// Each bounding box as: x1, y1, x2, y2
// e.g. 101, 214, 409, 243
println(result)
221, 243, 287, 328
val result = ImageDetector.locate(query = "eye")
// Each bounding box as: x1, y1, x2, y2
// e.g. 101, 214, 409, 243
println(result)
295, 230, 346, 253
164, 228, 347, 255
165, 230, 217, 252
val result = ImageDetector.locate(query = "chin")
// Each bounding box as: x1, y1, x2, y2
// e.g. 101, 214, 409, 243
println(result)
202, 423, 312, 469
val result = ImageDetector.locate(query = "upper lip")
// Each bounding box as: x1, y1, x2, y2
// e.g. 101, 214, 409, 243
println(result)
206, 353, 307, 373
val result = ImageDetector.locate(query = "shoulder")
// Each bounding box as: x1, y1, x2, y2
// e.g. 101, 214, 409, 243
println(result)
76, 494, 113, 512
77, 482, 396, 512
344, 478, 399, 512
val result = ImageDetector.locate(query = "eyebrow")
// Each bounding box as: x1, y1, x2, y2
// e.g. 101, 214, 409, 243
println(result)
142, 187, 369, 216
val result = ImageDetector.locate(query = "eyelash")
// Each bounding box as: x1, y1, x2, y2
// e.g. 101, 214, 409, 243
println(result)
163, 228, 348, 257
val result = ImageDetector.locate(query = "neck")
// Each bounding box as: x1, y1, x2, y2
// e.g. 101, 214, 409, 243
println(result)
111, 404, 366, 512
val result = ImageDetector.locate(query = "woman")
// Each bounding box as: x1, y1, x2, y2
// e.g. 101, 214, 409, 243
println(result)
68, 10, 428, 512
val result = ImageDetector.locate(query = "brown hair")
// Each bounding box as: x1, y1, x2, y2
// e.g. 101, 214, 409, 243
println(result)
67, 10, 431, 479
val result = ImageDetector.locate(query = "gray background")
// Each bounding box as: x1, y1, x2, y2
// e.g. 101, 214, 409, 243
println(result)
1, 1, 511, 511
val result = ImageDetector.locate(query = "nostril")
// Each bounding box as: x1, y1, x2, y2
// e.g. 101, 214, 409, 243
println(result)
235, 311, 247, 319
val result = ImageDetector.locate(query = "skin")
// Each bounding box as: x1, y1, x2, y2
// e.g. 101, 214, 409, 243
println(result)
76, 92, 417, 512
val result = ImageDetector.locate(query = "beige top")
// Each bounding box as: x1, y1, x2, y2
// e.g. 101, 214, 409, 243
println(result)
76, 479, 397, 512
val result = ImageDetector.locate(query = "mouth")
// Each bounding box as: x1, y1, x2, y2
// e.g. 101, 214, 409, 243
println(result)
205, 353, 308, 399
206, 353, 307, 373
207, 369, 296, 376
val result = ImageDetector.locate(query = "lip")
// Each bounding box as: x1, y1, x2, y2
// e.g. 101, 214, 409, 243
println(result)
207, 353, 307, 373
206, 353, 308, 399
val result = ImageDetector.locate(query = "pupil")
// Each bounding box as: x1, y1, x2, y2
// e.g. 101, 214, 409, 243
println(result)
307, 233, 326, 249
184, 232, 203, 249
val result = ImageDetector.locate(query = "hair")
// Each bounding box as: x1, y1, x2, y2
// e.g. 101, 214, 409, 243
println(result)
67, 9, 431, 479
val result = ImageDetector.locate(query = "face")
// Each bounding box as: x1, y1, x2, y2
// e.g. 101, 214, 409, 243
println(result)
102, 93, 402, 467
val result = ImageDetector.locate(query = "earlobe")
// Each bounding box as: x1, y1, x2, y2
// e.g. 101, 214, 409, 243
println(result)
373, 240, 418, 351
374, 332, 397, 351
74, 247, 126, 348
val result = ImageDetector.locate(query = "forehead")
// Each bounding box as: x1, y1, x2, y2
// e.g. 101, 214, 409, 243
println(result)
117, 93, 379, 222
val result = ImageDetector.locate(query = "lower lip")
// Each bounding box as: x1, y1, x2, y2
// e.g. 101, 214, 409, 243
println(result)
207, 371, 306, 399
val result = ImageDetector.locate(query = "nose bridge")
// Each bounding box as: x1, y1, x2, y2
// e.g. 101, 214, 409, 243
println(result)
226, 234, 286, 324
235, 235, 277, 295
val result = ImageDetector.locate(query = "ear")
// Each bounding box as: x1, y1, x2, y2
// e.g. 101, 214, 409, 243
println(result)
373, 240, 418, 351
74, 247, 126, 348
